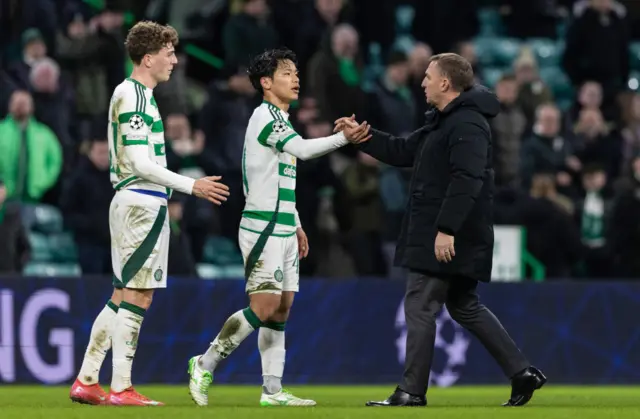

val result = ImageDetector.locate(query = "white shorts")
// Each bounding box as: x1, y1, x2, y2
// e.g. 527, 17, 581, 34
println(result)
238, 227, 299, 294
110, 189, 170, 290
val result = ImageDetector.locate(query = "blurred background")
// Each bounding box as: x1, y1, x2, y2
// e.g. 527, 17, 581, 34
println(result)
2, 0, 640, 282
2, 0, 640, 388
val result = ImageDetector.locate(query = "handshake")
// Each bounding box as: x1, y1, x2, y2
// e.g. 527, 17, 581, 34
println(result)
334, 114, 372, 144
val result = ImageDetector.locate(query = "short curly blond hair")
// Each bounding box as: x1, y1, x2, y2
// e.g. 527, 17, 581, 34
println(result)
125, 21, 179, 64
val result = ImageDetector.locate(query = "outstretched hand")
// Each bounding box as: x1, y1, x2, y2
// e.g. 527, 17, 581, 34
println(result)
334, 114, 372, 144
192, 176, 230, 206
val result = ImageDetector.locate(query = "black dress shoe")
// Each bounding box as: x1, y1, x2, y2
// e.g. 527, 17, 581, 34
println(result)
366, 387, 427, 407
503, 366, 547, 407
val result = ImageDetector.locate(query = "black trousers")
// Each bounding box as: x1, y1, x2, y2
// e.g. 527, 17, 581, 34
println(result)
400, 270, 530, 396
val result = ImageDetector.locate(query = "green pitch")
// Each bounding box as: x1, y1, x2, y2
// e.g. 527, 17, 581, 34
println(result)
2, 385, 640, 419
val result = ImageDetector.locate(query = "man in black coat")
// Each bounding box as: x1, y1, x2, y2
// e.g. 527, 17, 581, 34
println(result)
335, 53, 546, 407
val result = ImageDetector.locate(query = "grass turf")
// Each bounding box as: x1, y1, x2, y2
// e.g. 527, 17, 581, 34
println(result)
2, 385, 640, 419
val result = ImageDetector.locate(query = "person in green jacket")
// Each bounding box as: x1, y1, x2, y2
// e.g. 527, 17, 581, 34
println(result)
0, 90, 63, 203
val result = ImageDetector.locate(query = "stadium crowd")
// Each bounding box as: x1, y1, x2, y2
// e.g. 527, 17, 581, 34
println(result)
1, 0, 640, 280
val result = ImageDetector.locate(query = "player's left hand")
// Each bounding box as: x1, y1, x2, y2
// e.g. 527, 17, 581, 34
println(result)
296, 227, 309, 259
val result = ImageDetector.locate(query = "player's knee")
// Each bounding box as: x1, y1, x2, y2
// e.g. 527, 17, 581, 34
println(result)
249, 293, 281, 322
251, 305, 278, 323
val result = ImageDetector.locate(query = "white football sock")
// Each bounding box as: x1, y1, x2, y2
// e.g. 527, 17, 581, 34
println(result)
259, 323, 286, 394
77, 300, 119, 385
199, 307, 261, 372
111, 301, 146, 393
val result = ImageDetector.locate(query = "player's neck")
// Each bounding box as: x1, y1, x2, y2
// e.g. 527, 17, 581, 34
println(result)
129, 69, 157, 90
263, 94, 290, 113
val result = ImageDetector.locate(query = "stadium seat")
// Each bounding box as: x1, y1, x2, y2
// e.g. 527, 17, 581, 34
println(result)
48, 232, 79, 263
474, 37, 521, 67
28, 232, 53, 262
482, 67, 505, 88
539, 66, 574, 101
478, 8, 505, 37
202, 235, 243, 266
22, 204, 64, 234
527, 38, 562, 67
23, 262, 81, 277
630, 42, 640, 71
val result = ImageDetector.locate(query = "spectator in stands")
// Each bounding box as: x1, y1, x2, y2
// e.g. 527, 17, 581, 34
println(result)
621, 94, 640, 177
366, 50, 415, 137
0, 90, 62, 203
223, 0, 279, 69
29, 57, 73, 151
530, 170, 575, 215
408, 42, 432, 126
272, 0, 351, 75
610, 155, 640, 278
520, 103, 581, 192
0, 179, 30, 274
513, 48, 554, 131
59, 135, 112, 275
308, 23, 367, 124
166, 113, 218, 262
342, 151, 386, 277
199, 67, 259, 247
56, 7, 110, 142
168, 195, 198, 277
290, 104, 351, 276
7, 28, 48, 89
562, 0, 630, 102
0, 0, 58, 61
576, 165, 614, 278
526, 170, 584, 276
572, 108, 622, 181
491, 74, 527, 187
565, 81, 619, 133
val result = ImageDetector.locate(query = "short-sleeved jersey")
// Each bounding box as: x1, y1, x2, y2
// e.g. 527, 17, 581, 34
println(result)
107, 78, 170, 196
240, 100, 301, 236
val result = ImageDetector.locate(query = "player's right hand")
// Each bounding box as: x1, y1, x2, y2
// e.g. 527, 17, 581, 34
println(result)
193, 176, 230, 205
333, 114, 358, 132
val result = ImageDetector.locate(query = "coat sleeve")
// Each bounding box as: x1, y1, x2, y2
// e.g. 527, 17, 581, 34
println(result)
44, 127, 63, 191
435, 122, 488, 235
357, 127, 423, 167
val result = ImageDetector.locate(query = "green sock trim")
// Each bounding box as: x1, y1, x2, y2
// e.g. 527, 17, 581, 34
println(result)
106, 300, 119, 313
119, 301, 146, 317
242, 307, 263, 329
262, 321, 286, 331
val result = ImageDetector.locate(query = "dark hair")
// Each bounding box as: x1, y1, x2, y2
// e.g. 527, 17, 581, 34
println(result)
497, 73, 517, 84
387, 50, 408, 66
582, 164, 605, 175
428, 53, 474, 92
125, 21, 179, 64
247, 48, 298, 94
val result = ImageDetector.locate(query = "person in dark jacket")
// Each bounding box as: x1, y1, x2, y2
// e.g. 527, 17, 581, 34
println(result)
59, 135, 113, 275
335, 53, 546, 407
